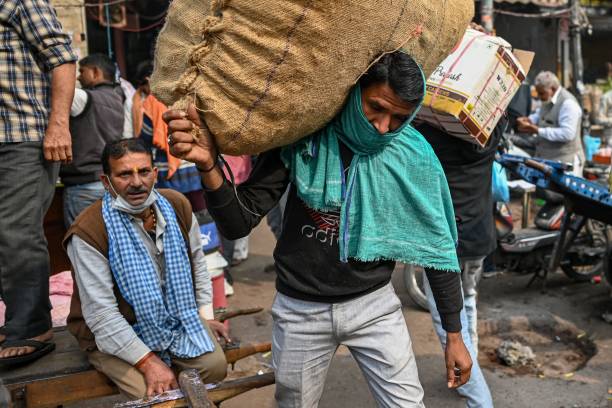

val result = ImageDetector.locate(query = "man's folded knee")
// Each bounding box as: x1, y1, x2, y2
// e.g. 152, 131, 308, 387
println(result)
206, 359, 228, 383
200, 349, 228, 383
209, 361, 228, 383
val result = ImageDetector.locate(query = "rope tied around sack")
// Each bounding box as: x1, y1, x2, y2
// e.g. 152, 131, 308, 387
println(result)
211, 0, 227, 11
175, 6, 224, 96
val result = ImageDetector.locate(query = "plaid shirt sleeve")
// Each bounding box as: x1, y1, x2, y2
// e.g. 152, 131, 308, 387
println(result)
0, 0, 78, 143
9, 0, 78, 71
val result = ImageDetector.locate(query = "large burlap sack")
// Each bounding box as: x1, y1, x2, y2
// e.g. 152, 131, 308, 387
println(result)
152, 0, 474, 155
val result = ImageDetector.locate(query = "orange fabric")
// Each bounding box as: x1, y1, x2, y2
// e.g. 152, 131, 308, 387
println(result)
132, 91, 144, 138
142, 94, 180, 179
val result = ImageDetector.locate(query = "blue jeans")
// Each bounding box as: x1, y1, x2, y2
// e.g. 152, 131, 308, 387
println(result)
424, 258, 493, 408
63, 181, 106, 228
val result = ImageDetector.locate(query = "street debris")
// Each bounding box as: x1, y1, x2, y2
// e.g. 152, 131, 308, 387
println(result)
496, 340, 536, 367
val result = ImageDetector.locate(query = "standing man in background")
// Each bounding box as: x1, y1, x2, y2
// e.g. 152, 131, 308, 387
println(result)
517, 71, 585, 176
416, 120, 506, 408
61, 54, 125, 227
0, 0, 77, 366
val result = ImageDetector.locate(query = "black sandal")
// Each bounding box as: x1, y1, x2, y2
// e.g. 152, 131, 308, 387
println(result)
0, 339, 55, 367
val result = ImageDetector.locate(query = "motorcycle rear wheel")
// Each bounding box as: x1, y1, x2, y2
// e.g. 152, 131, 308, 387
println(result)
560, 220, 611, 282
402, 264, 430, 311
604, 249, 612, 287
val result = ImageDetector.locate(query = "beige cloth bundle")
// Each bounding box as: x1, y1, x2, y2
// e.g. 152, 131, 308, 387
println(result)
151, 0, 474, 154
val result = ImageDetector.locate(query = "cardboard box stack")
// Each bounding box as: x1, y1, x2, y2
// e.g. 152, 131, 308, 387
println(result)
418, 29, 534, 147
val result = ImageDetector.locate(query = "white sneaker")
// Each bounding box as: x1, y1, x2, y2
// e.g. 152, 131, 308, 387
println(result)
224, 279, 234, 297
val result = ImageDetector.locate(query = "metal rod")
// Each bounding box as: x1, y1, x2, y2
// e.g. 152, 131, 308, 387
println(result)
480, 0, 494, 33
104, 4, 114, 59
568, 0, 584, 105
521, 191, 530, 229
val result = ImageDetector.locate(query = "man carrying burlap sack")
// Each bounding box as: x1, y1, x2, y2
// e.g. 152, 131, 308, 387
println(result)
164, 52, 472, 407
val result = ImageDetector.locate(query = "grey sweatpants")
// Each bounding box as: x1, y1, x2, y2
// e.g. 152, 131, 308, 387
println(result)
271, 283, 425, 408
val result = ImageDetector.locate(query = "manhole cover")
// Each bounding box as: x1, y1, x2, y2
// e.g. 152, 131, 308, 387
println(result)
478, 314, 597, 378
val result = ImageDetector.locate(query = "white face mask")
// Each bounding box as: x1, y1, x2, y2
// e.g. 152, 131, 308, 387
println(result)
104, 176, 157, 215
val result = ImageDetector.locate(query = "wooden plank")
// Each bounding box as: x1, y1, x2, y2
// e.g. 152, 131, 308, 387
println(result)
0, 328, 273, 407
224, 342, 271, 365
151, 401, 187, 408
7, 370, 118, 408
215, 308, 263, 322
208, 372, 275, 404
139, 373, 276, 407
0, 333, 270, 385
0, 328, 90, 385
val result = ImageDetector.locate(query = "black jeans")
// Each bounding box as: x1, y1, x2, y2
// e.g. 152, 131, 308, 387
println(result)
0, 142, 58, 340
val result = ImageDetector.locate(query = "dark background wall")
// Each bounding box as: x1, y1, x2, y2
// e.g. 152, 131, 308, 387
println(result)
582, 15, 612, 83
494, 13, 560, 83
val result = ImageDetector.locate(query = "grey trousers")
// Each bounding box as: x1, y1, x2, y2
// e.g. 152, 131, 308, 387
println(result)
271, 283, 425, 408
0, 142, 58, 340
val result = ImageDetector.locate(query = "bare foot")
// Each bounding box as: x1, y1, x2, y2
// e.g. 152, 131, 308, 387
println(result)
0, 329, 53, 359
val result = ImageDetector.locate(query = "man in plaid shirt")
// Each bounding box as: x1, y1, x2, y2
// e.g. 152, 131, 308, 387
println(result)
0, 0, 77, 365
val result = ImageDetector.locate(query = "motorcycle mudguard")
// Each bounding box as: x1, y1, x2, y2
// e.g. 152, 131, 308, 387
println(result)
499, 228, 559, 253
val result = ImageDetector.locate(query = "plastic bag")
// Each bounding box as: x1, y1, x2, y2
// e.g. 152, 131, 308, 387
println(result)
583, 135, 601, 162
492, 161, 510, 203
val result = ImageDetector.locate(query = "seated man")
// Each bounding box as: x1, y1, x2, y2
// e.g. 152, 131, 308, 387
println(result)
64, 138, 228, 399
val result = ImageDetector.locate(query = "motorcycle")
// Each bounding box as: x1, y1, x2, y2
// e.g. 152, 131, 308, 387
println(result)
404, 156, 611, 311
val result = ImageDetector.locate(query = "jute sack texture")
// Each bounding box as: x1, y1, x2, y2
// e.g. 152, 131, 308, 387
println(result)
151, 0, 474, 155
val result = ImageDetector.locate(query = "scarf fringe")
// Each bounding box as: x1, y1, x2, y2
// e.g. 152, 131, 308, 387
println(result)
348, 253, 461, 273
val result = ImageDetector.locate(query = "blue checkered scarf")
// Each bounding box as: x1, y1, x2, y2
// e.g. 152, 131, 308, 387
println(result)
102, 190, 214, 361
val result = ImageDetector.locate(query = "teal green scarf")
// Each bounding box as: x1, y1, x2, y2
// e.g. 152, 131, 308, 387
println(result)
280, 84, 460, 272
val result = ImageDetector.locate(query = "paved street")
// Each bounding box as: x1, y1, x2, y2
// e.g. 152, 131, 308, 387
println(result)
223, 221, 612, 408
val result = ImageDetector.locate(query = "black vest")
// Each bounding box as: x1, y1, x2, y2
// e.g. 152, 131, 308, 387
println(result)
61, 83, 125, 186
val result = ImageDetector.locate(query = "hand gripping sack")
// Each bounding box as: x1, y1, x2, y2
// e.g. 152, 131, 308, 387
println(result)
151, 0, 474, 155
